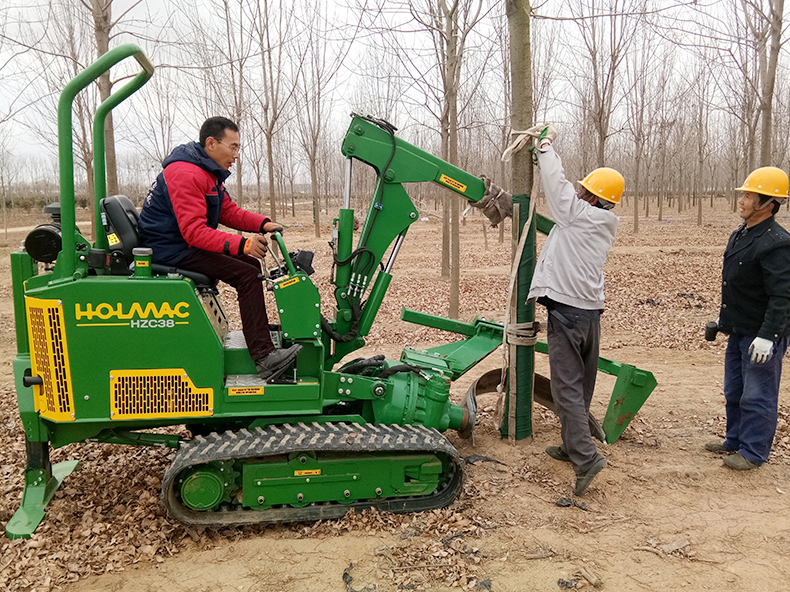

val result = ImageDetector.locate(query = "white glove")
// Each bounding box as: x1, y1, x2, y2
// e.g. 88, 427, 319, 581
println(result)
524, 124, 545, 138
524, 123, 558, 147
749, 337, 774, 364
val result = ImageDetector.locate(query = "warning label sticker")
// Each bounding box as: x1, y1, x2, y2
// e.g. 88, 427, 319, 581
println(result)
439, 174, 467, 193
294, 469, 321, 476
228, 386, 265, 396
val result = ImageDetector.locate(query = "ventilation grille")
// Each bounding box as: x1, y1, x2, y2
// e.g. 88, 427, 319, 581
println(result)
26, 297, 75, 421
110, 369, 213, 419
199, 291, 228, 343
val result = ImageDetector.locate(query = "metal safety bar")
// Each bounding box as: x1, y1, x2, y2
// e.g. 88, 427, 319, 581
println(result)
57, 44, 154, 276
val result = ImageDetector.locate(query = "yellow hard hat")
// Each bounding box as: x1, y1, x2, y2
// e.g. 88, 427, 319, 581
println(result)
579, 167, 625, 205
736, 166, 789, 198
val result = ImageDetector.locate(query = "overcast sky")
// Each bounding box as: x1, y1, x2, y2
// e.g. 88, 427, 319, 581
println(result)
1, 0, 788, 193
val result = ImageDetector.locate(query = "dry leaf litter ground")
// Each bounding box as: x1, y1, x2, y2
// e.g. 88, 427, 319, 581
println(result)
1, 200, 790, 592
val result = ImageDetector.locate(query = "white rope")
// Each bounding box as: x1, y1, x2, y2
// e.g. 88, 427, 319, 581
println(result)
494, 170, 540, 437
501, 129, 534, 163
493, 123, 546, 435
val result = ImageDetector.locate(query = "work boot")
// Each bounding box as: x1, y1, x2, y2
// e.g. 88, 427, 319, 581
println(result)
255, 344, 302, 381
573, 455, 606, 496
723, 452, 759, 471
705, 441, 734, 454
546, 446, 571, 463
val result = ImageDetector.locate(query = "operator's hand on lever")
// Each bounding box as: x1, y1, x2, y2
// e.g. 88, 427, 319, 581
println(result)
748, 337, 774, 364
243, 234, 269, 259
262, 221, 284, 234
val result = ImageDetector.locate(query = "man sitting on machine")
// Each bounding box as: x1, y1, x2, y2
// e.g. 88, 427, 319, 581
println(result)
138, 116, 300, 381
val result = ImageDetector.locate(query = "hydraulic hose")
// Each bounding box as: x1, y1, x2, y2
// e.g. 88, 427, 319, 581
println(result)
320, 304, 362, 343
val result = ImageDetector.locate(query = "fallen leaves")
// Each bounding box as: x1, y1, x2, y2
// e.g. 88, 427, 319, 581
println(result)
296, 508, 494, 590
1, 212, 790, 591
0, 405, 193, 592
375, 528, 485, 590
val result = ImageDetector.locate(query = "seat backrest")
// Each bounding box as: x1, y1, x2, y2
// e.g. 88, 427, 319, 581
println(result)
100, 195, 140, 264
99, 194, 217, 288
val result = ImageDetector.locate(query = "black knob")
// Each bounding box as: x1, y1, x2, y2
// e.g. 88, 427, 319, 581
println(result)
23, 375, 44, 387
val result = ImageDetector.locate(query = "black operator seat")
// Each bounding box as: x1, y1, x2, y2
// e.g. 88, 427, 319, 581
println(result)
99, 195, 217, 289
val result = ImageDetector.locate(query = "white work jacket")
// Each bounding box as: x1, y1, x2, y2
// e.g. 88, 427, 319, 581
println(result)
527, 146, 619, 310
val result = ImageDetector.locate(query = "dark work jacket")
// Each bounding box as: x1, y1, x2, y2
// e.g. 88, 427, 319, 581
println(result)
719, 216, 790, 340
138, 142, 231, 265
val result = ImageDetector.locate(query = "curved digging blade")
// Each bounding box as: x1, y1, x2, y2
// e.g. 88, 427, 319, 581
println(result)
459, 368, 502, 439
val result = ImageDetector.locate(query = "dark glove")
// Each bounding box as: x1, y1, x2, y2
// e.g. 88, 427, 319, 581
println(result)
473, 175, 512, 227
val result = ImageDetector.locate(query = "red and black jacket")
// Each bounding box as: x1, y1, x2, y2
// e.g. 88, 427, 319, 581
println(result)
138, 142, 268, 265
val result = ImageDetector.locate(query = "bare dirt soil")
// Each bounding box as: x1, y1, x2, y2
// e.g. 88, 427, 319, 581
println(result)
2, 200, 790, 592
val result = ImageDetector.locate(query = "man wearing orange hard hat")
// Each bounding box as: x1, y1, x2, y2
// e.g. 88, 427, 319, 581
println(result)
707, 166, 790, 470
525, 123, 624, 496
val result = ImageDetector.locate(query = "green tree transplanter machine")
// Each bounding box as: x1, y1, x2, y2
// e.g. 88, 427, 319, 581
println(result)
6, 46, 656, 539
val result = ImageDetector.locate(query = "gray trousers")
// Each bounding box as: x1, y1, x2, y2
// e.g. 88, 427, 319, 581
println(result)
547, 303, 603, 474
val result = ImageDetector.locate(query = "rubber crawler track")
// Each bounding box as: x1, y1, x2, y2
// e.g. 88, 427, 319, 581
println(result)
161, 422, 464, 528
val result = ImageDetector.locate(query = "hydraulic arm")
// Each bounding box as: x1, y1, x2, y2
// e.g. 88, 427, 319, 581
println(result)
325, 115, 489, 365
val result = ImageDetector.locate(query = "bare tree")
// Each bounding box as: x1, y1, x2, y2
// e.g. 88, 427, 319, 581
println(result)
126, 65, 181, 167
169, 0, 255, 206
624, 21, 664, 233
688, 53, 714, 225
0, 5, 28, 234
624, 33, 649, 233
744, 0, 785, 165
349, 43, 407, 126
294, 2, 350, 238
640, 46, 677, 220
695, 0, 786, 175
84, 0, 120, 195
249, 0, 299, 221
640, 53, 675, 219
274, 125, 300, 219
354, 0, 491, 317
6, 0, 161, 236
399, 0, 488, 318
442, 0, 486, 318
566, 0, 642, 166
22, 1, 100, 219
0, 5, 44, 128
772, 75, 790, 168
0, 135, 21, 236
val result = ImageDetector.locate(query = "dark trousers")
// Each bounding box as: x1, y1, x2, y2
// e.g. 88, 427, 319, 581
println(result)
546, 303, 603, 474
723, 334, 789, 464
179, 249, 274, 360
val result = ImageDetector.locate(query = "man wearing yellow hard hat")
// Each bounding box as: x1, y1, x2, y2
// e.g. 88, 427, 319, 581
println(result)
707, 167, 790, 470
526, 123, 624, 496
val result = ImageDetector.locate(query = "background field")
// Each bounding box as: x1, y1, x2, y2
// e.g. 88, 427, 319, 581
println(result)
2, 199, 789, 592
